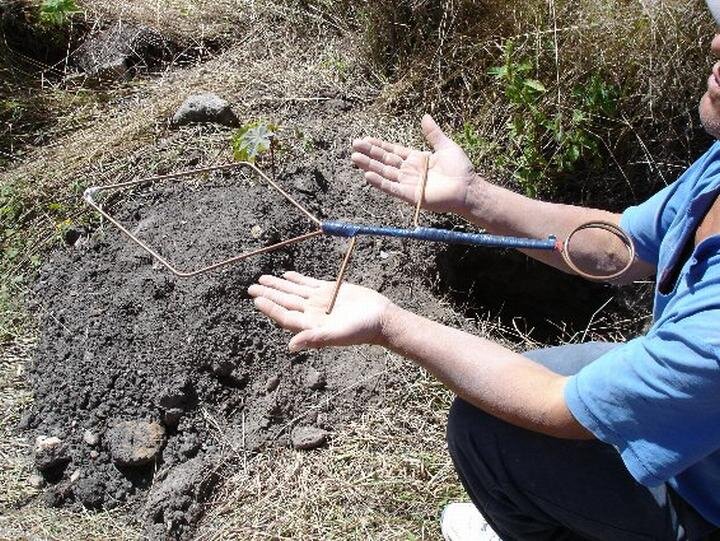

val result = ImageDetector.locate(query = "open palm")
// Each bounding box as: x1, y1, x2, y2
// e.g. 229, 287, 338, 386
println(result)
248, 272, 392, 352
351, 114, 476, 215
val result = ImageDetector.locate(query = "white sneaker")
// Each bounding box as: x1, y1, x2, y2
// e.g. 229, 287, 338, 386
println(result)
441, 502, 502, 541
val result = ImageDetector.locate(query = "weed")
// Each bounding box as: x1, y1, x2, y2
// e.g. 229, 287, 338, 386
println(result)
39, 0, 80, 26
453, 123, 499, 165
231, 121, 279, 163
489, 42, 619, 197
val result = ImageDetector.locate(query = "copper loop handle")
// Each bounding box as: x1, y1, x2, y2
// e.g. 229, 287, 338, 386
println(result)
559, 221, 635, 281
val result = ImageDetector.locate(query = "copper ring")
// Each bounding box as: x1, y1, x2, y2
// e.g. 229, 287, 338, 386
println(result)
560, 221, 635, 281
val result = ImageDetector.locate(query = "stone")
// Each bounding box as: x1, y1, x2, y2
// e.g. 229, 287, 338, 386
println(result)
306, 367, 326, 390
171, 93, 238, 127
34, 436, 71, 472
106, 420, 166, 467
70, 469, 81, 483
265, 375, 280, 393
290, 426, 328, 451
83, 430, 99, 446
74, 23, 168, 80
28, 474, 45, 489
143, 457, 218, 540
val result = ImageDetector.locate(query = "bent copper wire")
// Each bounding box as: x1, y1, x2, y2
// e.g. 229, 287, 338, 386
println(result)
84, 161, 635, 313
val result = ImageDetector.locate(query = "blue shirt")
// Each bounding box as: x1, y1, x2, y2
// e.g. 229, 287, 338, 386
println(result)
565, 142, 720, 526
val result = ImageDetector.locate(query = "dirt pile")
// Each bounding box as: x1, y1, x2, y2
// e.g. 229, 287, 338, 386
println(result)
22, 140, 438, 538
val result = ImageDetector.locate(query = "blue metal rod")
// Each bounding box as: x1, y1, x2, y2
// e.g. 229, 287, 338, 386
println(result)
321, 221, 559, 251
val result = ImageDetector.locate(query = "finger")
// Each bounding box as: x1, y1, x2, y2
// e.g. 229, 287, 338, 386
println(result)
282, 271, 323, 288
365, 137, 413, 160
422, 114, 453, 151
289, 328, 330, 352
351, 152, 400, 181
253, 297, 307, 332
352, 139, 403, 168
247, 284, 306, 312
257, 275, 313, 298
364, 171, 415, 204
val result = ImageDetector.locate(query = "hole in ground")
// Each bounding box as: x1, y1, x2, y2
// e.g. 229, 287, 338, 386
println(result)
434, 244, 653, 344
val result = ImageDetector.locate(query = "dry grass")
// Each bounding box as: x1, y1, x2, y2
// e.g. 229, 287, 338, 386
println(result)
195, 359, 463, 541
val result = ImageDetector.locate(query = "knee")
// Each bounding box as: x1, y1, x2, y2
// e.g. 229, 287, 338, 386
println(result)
446, 396, 499, 454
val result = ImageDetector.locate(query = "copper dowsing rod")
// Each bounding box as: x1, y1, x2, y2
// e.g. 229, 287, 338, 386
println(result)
412, 153, 430, 228
326, 236, 357, 314
83, 162, 324, 278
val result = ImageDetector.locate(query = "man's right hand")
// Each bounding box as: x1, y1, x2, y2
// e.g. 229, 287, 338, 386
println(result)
351, 114, 480, 216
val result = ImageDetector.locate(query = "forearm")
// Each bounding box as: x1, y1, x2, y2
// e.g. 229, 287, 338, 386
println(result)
462, 176, 651, 283
380, 304, 592, 439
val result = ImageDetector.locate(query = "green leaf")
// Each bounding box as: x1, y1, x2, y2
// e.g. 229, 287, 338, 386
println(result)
231, 122, 278, 163
40, 0, 79, 26
487, 65, 508, 79
523, 79, 547, 93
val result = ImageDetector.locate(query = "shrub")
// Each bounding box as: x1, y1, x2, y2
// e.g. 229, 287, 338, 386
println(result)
350, 0, 713, 206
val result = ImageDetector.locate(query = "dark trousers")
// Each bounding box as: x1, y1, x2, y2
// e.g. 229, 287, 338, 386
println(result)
446, 342, 719, 541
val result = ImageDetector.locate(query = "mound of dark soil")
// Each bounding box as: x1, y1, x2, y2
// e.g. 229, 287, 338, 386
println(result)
23, 145, 442, 538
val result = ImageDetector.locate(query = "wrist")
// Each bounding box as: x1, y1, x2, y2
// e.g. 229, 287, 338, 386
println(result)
460, 173, 494, 226
377, 302, 407, 348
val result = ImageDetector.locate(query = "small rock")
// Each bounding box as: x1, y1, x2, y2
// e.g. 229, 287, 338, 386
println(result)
306, 368, 326, 390
89, 450, 99, 459
291, 426, 328, 450
106, 420, 166, 467
34, 436, 71, 472
70, 469, 81, 483
265, 375, 280, 393
74, 23, 168, 80
250, 225, 264, 239
172, 93, 238, 127
28, 474, 45, 489
83, 430, 99, 447
258, 417, 271, 429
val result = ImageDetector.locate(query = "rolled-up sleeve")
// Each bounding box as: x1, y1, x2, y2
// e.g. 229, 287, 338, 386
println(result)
621, 177, 696, 266
565, 308, 720, 487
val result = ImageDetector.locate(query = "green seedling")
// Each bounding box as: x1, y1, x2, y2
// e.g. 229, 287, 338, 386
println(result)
231, 121, 279, 163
